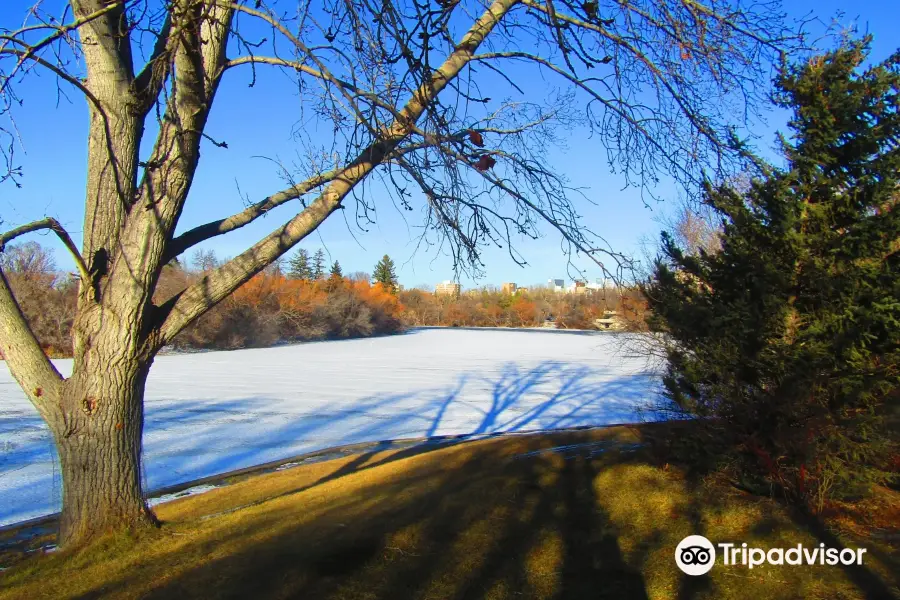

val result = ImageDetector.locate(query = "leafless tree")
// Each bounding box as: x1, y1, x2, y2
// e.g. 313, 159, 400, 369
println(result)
0, 0, 802, 546
0, 240, 57, 277
663, 200, 723, 256
191, 248, 220, 272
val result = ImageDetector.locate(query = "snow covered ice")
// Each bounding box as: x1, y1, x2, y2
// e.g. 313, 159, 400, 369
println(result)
0, 328, 658, 527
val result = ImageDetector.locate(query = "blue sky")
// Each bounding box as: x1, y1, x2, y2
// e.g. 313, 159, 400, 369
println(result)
1, 0, 899, 289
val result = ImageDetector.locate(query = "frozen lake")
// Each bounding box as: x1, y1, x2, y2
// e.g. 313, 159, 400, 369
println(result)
0, 328, 659, 527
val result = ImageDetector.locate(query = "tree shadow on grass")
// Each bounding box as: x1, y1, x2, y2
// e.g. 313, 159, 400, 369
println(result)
791, 509, 898, 600
5, 427, 896, 600
74, 432, 655, 600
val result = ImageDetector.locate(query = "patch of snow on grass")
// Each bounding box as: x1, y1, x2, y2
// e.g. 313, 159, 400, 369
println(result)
147, 484, 222, 507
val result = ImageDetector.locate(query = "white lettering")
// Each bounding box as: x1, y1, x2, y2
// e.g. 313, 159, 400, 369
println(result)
718, 543, 734, 565
680, 539, 868, 571
748, 548, 766, 569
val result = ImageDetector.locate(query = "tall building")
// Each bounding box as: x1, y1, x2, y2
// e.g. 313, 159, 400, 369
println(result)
501, 282, 518, 294
585, 277, 614, 291
435, 280, 461, 296
548, 278, 565, 292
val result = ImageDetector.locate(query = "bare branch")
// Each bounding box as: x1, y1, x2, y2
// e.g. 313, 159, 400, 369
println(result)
0, 218, 92, 284
156, 0, 520, 344
0, 48, 103, 111
132, 11, 173, 114
165, 169, 338, 262
156, 181, 346, 346
0, 1, 122, 94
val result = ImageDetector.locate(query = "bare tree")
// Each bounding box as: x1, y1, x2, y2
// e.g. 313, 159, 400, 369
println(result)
663, 200, 723, 256
0, 0, 801, 546
0, 240, 58, 277
190, 248, 220, 272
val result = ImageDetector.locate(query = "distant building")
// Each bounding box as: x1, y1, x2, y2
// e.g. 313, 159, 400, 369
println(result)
586, 277, 615, 291
435, 280, 461, 296
564, 277, 616, 295
548, 278, 565, 292
501, 282, 518, 294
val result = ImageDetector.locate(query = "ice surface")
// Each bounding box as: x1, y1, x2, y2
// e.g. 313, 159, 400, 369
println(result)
0, 328, 659, 527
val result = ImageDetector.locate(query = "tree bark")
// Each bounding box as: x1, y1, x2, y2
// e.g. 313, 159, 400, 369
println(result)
53, 351, 157, 547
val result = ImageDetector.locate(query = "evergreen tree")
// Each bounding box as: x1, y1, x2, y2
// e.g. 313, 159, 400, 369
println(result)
288, 248, 311, 280
329, 260, 343, 278
312, 249, 326, 280
373, 254, 399, 292
646, 40, 900, 510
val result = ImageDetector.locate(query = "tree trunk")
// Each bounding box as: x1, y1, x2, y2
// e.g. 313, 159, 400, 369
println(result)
52, 353, 158, 547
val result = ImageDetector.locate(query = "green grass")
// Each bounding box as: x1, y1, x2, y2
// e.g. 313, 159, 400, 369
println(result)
0, 424, 897, 599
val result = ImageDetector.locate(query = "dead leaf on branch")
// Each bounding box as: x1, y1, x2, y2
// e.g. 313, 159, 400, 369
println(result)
467, 130, 485, 147
474, 155, 496, 172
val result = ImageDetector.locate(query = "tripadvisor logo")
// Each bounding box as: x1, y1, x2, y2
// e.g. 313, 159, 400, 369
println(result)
674, 535, 867, 576
675, 535, 716, 576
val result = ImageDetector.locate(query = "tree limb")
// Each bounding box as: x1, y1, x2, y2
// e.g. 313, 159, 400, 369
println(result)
156, 181, 347, 345
164, 169, 338, 262
223, 55, 404, 121
157, 0, 519, 344
224, 56, 364, 95
0, 218, 92, 284
0, 1, 122, 93
0, 268, 64, 414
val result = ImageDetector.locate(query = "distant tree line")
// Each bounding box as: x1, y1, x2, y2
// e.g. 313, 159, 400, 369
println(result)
398, 286, 645, 330
1, 243, 645, 356
159, 249, 403, 349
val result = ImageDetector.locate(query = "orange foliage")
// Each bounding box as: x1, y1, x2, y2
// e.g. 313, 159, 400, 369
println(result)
174, 273, 404, 350
511, 297, 537, 326
398, 286, 646, 331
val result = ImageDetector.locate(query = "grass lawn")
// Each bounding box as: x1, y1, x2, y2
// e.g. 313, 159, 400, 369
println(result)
0, 423, 897, 599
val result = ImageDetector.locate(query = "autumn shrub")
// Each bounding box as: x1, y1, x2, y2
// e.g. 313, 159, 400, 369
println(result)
168, 271, 404, 350
396, 286, 637, 330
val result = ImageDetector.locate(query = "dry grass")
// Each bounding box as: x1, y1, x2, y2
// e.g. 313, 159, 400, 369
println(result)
0, 424, 897, 599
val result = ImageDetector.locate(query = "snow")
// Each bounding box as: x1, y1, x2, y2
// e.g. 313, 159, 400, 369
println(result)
147, 484, 222, 507
0, 328, 659, 527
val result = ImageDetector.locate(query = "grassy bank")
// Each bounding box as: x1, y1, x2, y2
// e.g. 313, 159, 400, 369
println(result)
1, 424, 897, 599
